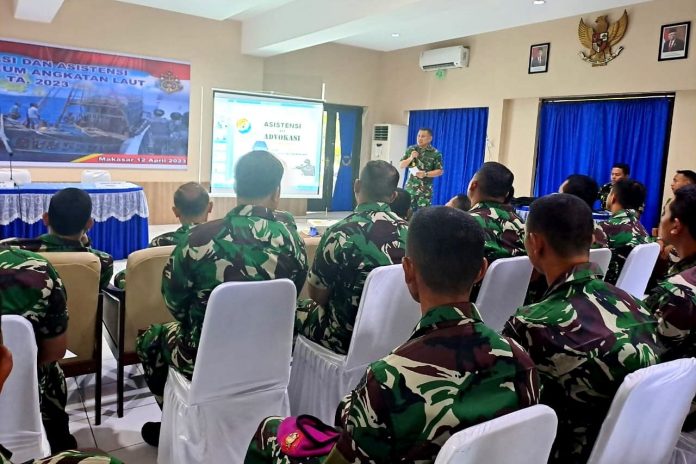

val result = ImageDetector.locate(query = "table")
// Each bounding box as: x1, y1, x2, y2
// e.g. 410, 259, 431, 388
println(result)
515, 206, 611, 223
0, 182, 149, 259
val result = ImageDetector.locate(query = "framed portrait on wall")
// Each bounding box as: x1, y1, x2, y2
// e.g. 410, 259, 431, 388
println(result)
659, 21, 690, 61
529, 43, 550, 74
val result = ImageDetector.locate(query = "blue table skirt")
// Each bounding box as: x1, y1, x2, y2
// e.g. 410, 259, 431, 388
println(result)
0, 215, 148, 260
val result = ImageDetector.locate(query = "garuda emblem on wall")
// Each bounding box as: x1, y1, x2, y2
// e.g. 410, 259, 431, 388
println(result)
578, 10, 628, 66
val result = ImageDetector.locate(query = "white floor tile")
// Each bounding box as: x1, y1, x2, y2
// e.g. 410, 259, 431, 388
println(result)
109, 442, 158, 464
90, 402, 161, 452
75, 363, 141, 390
69, 419, 96, 449
81, 375, 155, 420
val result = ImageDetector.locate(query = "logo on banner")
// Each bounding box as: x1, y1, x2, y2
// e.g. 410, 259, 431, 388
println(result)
159, 71, 184, 93
236, 118, 251, 134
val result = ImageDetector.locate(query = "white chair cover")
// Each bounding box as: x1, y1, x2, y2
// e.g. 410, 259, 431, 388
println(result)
615, 242, 661, 297
588, 358, 696, 464
81, 169, 112, 184
475, 256, 533, 332
589, 248, 612, 279
288, 264, 421, 423
434, 404, 558, 464
157, 279, 297, 464
0, 168, 31, 185
0, 316, 50, 462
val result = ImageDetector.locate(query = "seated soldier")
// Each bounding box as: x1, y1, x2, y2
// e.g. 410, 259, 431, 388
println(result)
5, 188, 113, 290
559, 174, 608, 248
296, 160, 408, 355
467, 162, 526, 263
445, 192, 471, 211
389, 187, 412, 221
114, 181, 212, 288
599, 179, 651, 284
0, 247, 74, 452
0, 317, 122, 464
137, 150, 308, 446
246, 207, 540, 464
503, 194, 660, 463
644, 184, 696, 361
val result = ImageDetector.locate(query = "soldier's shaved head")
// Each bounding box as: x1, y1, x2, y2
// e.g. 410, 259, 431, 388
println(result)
235, 151, 284, 200
470, 162, 515, 203
173, 182, 210, 219
407, 206, 485, 293
48, 188, 93, 236
668, 184, 696, 240
527, 194, 593, 258
358, 160, 399, 203
610, 179, 646, 211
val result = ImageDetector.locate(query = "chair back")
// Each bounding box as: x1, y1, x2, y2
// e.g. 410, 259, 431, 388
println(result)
589, 248, 612, 279
190, 279, 297, 404
345, 264, 421, 370
0, 168, 31, 185
38, 252, 101, 361
587, 358, 696, 464
615, 242, 660, 297
123, 246, 175, 350
81, 169, 112, 183
475, 256, 534, 332
0, 316, 48, 462
434, 405, 557, 464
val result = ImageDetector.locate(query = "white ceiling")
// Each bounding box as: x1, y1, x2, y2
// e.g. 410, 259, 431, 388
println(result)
12, 0, 653, 56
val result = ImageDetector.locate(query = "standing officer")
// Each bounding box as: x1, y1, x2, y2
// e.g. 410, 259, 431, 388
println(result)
399, 128, 443, 210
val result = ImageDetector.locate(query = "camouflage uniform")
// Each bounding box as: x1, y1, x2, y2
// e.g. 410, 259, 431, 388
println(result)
468, 201, 526, 263
246, 303, 540, 464
592, 222, 609, 249
400, 145, 443, 209
0, 248, 70, 448
136, 205, 307, 405
5, 234, 113, 290
644, 254, 696, 361
113, 224, 193, 289
0, 445, 122, 464
599, 209, 652, 285
296, 203, 408, 355
503, 263, 660, 463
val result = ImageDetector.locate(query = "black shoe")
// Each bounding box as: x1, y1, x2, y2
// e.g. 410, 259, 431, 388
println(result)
141, 421, 161, 447
48, 433, 77, 453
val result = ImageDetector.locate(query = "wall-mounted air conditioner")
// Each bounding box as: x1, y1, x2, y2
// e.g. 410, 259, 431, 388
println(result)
371, 124, 408, 182
419, 45, 469, 71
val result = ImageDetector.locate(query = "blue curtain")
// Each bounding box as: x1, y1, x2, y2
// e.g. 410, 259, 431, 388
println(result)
407, 108, 488, 205
534, 98, 671, 229
331, 108, 360, 211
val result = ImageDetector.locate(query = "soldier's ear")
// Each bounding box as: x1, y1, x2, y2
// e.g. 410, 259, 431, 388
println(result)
402, 257, 420, 302
672, 218, 684, 237
473, 258, 489, 285
42, 212, 50, 227
172, 206, 181, 219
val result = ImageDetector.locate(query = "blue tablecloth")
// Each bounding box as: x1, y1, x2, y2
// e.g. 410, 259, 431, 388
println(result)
0, 182, 149, 259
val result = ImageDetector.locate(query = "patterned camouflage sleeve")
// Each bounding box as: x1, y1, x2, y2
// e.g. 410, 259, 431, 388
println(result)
27, 450, 124, 463
306, 229, 347, 291
644, 280, 694, 355
149, 232, 176, 247
89, 247, 114, 290
286, 227, 309, 293
431, 150, 443, 171
161, 241, 194, 323
332, 368, 393, 462
0, 249, 69, 339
